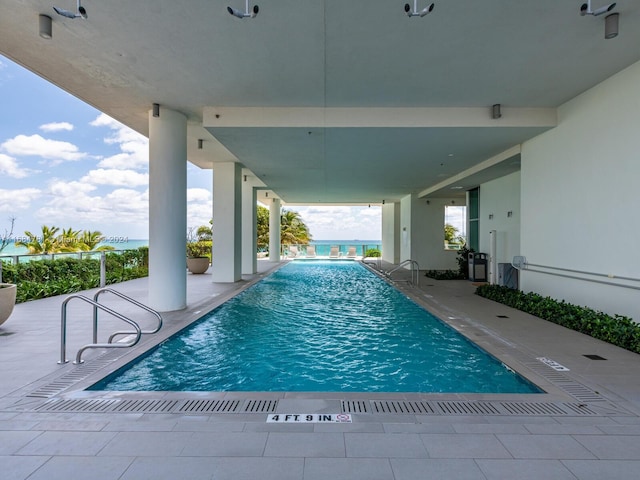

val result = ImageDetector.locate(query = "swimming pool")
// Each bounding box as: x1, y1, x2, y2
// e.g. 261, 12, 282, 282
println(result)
91, 261, 541, 393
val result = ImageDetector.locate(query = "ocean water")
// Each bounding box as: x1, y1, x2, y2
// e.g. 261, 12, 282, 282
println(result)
0, 239, 148, 256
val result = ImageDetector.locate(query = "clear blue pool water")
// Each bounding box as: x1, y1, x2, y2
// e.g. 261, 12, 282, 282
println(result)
91, 261, 541, 393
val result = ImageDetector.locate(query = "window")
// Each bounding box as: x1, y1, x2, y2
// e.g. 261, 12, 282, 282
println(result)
444, 205, 467, 250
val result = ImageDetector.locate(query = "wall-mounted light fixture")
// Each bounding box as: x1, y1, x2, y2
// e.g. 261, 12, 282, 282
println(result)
507, 211, 513, 218
39, 14, 52, 39
152, 103, 160, 118
265, 192, 268, 198
489, 214, 494, 220
197, 139, 203, 149
492, 104, 502, 119
605, 12, 619, 39
243, 175, 247, 182
426, 200, 430, 205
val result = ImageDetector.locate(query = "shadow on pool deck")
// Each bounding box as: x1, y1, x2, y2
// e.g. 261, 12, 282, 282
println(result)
2, 258, 640, 480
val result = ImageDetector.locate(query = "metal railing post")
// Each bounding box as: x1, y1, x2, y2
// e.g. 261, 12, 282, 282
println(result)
100, 252, 106, 288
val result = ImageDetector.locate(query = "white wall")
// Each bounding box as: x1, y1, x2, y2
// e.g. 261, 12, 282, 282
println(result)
479, 171, 521, 264
401, 194, 460, 271
521, 60, 640, 321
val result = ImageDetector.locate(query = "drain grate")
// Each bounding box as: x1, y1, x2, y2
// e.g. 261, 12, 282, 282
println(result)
23, 397, 621, 417
436, 401, 502, 415
27, 351, 124, 398
371, 400, 436, 415
110, 399, 178, 413
176, 399, 241, 414
243, 399, 278, 413
500, 401, 567, 416
36, 398, 119, 412
342, 400, 369, 414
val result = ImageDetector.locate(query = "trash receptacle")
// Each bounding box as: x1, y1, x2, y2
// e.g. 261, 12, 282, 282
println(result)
468, 253, 488, 282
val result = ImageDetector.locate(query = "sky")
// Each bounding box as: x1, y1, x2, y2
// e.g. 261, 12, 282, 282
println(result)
0, 56, 381, 242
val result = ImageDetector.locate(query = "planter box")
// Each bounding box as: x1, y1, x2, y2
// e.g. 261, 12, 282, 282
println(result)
0, 283, 17, 326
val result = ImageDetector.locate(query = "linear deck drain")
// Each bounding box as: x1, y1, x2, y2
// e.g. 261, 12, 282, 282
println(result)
110, 399, 178, 413
176, 399, 241, 414
371, 400, 436, 415
243, 399, 278, 413
27, 350, 125, 398
342, 400, 369, 414
437, 401, 501, 415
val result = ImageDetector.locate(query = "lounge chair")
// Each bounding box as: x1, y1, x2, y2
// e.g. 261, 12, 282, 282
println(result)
306, 245, 317, 258
346, 246, 357, 258
329, 246, 340, 258
287, 245, 299, 258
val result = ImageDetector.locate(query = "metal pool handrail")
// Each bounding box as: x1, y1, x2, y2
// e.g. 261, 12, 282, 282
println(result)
59, 294, 143, 365
93, 288, 163, 343
386, 259, 420, 287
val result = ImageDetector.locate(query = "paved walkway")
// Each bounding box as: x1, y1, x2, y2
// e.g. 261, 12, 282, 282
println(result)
2, 260, 640, 479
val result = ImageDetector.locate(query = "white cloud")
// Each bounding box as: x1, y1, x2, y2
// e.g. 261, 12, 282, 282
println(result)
91, 113, 148, 170
1, 134, 86, 164
0, 153, 34, 178
293, 205, 381, 240
81, 168, 149, 187
39, 122, 74, 132
36, 181, 149, 226
187, 188, 212, 228
0, 188, 41, 212
187, 188, 211, 203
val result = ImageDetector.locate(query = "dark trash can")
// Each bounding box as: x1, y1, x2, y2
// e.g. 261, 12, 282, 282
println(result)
468, 253, 488, 282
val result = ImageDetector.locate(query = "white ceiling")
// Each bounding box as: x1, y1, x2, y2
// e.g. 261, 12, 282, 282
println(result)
2, 1, 639, 203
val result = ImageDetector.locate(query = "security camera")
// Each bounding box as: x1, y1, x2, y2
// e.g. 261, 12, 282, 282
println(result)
419, 4, 435, 17
593, 3, 615, 16
227, 6, 244, 18
53, 1, 88, 19
227, 1, 259, 19
405, 2, 434, 18
580, 1, 616, 17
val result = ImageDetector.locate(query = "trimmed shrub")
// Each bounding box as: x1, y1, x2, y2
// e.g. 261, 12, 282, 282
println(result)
476, 284, 640, 354
1, 247, 149, 303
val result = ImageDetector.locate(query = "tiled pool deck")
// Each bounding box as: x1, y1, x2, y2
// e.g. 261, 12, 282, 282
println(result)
2, 259, 640, 479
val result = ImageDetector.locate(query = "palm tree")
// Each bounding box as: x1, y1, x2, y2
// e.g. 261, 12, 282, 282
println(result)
256, 206, 312, 250
80, 230, 114, 251
57, 227, 83, 252
280, 209, 312, 245
15, 225, 60, 254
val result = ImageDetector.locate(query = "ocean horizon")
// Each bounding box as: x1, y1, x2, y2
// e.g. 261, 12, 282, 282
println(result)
0, 239, 380, 257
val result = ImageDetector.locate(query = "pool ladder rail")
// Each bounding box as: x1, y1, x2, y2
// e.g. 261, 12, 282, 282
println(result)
384, 259, 420, 287
59, 287, 163, 365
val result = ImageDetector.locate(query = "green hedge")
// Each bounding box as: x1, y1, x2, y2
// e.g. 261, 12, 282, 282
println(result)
1, 247, 148, 303
425, 269, 466, 280
476, 284, 640, 354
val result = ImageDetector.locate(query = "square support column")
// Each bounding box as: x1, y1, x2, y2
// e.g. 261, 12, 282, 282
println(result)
269, 198, 281, 262
241, 179, 258, 274
212, 162, 242, 282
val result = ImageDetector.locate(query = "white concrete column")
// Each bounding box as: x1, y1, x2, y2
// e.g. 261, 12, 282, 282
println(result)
148, 107, 187, 311
241, 180, 257, 274
212, 162, 242, 282
269, 198, 281, 261
381, 202, 400, 264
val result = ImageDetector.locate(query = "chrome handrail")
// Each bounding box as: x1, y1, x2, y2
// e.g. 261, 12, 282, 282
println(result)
59, 294, 142, 365
386, 259, 420, 287
92, 288, 163, 342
